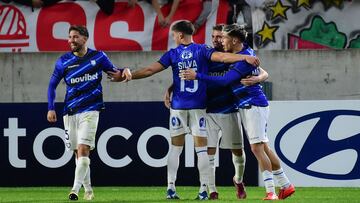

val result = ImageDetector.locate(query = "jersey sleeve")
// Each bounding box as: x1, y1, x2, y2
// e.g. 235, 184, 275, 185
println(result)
100, 51, 119, 72
158, 50, 172, 69
196, 60, 256, 87
47, 59, 64, 110
201, 44, 215, 61
232, 61, 256, 77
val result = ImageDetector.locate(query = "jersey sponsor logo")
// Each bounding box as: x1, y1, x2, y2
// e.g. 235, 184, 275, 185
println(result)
275, 110, 360, 180
209, 70, 228, 76
91, 60, 96, 66
180, 50, 193, 60
70, 73, 98, 84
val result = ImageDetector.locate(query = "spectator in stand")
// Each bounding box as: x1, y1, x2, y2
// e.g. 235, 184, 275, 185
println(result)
145, 0, 181, 28
193, 0, 212, 34
227, 0, 253, 47
1, 0, 115, 15
1, 0, 62, 10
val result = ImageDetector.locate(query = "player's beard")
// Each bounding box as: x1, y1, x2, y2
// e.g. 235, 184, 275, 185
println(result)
70, 43, 82, 53
214, 43, 224, 52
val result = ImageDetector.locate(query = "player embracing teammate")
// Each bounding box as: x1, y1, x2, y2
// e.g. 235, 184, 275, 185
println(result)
109, 20, 259, 200
181, 23, 295, 200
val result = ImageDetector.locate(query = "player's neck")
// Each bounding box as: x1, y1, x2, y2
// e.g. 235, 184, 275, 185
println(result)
73, 47, 88, 57
179, 36, 193, 46
232, 43, 243, 53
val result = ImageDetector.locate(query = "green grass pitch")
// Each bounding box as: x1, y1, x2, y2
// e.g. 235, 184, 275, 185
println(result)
0, 186, 359, 202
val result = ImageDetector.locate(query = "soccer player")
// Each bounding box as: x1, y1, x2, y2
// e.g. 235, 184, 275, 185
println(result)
181, 24, 295, 200
108, 20, 259, 200
164, 24, 269, 200
47, 25, 129, 201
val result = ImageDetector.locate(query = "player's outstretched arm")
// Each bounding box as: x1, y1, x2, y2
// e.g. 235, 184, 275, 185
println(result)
240, 66, 269, 86
163, 84, 173, 109
107, 68, 132, 82
211, 52, 260, 66
131, 62, 165, 79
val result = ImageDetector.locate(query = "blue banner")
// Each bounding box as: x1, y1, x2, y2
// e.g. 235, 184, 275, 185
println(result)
0, 102, 258, 186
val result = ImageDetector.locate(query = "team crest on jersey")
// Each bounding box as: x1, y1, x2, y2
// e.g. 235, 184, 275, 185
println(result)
199, 117, 206, 128
181, 50, 193, 60
91, 60, 96, 66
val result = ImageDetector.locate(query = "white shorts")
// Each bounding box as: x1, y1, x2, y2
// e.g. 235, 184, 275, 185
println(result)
206, 112, 244, 149
63, 111, 99, 151
239, 106, 269, 144
169, 109, 207, 137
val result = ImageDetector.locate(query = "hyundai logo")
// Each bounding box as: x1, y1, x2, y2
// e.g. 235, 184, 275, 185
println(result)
275, 110, 360, 180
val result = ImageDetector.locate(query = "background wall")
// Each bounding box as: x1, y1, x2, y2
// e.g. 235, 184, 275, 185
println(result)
1, 49, 359, 102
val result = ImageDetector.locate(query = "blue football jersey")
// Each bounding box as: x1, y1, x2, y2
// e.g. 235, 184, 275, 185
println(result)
230, 45, 268, 108
48, 48, 116, 115
196, 44, 268, 108
206, 61, 237, 114
159, 43, 214, 109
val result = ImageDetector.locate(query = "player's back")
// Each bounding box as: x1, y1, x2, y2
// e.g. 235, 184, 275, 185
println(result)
159, 43, 214, 109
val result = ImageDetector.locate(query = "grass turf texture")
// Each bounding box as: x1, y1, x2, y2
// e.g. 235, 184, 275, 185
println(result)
0, 186, 359, 202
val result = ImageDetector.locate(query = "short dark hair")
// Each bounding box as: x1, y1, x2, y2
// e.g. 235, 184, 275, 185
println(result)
212, 24, 225, 32
69, 25, 89, 38
171, 20, 194, 35
222, 24, 247, 43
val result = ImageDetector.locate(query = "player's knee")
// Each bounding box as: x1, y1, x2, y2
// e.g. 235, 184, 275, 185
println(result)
77, 156, 90, 167
231, 149, 243, 156
207, 147, 216, 155
250, 143, 263, 155
194, 136, 207, 147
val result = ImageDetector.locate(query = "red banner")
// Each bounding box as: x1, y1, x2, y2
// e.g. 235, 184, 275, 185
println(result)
0, 0, 228, 52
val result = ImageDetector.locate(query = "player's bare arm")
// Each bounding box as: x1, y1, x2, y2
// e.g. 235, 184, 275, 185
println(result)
131, 62, 165, 79
211, 52, 260, 66
163, 84, 174, 109
240, 67, 269, 86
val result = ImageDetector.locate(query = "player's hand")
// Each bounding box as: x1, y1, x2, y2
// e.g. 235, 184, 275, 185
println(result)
122, 68, 132, 82
107, 69, 123, 82
163, 89, 171, 109
244, 56, 260, 67
47, 110, 57, 123
241, 75, 261, 86
179, 69, 197, 80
